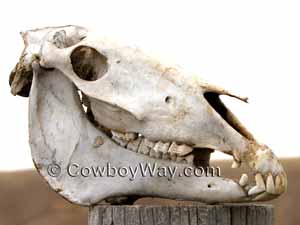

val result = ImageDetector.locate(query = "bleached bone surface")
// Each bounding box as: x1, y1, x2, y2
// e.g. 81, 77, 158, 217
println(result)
9, 25, 287, 205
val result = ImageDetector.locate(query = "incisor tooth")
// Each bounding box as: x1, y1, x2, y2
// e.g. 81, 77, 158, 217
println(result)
255, 173, 266, 190
266, 174, 275, 194
239, 174, 248, 186
248, 186, 265, 196
231, 160, 241, 168
275, 175, 282, 194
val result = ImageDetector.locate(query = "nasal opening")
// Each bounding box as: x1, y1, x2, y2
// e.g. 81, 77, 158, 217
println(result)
204, 92, 254, 140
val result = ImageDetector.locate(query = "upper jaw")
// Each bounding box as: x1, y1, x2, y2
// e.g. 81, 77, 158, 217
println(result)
9, 25, 287, 203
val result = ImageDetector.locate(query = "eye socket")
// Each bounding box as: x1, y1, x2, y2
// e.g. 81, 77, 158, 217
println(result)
70, 46, 108, 81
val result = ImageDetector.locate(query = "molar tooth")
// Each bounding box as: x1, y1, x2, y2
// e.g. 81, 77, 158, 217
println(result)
111, 131, 125, 139
153, 141, 170, 154
177, 144, 193, 156
169, 142, 192, 156
149, 149, 156, 158
266, 174, 275, 194
112, 131, 137, 142
168, 142, 178, 155
127, 137, 142, 152
149, 150, 163, 159
124, 132, 138, 141
112, 135, 128, 147
231, 160, 241, 169
138, 138, 154, 155
239, 174, 248, 187
144, 139, 155, 148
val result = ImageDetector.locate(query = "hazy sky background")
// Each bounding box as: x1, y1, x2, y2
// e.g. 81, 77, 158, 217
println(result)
0, 0, 299, 170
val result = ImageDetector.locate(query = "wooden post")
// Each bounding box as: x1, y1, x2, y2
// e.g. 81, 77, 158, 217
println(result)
88, 204, 273, 225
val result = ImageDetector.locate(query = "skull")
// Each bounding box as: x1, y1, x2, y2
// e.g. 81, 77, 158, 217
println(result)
9, 25, 287, 205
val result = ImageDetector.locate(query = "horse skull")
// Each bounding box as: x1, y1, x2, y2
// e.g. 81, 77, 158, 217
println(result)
9, 25, 287, 205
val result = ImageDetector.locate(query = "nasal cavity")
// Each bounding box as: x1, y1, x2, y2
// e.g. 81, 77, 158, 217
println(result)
70, 46, 108, 81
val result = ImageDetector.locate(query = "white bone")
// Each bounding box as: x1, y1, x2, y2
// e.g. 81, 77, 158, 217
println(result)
9, 25, 287, 204
239, 174, 248, 187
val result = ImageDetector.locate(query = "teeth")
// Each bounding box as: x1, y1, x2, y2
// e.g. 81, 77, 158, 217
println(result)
127, 137, 142, 152
177, 144, 193, 156
112, 136, 128, 147
149, 149, 156, 158
275, 175, 282, 194
248, 186, 265, 196
153, 141, 170, 154
248, 173, 266, 196
111, 131, 125, 139
266, 174, 275, 194
168, 142, 193, 156
138, 139, 154, 155
168, 142, 178, 155
252, 192, 269, 201
124, 132, 138, 141
255, 173, 266, 190
112, 131, 137, 142
239, 174, 248, 187
231, 160, 241, 169
111, 131, 196, 164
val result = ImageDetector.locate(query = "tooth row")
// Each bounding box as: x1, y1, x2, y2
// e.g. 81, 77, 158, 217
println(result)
111, 131, 194, 164
238, 172, 283, 197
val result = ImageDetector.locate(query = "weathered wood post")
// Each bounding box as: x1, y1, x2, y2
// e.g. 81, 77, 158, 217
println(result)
88, 204, 273, 225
